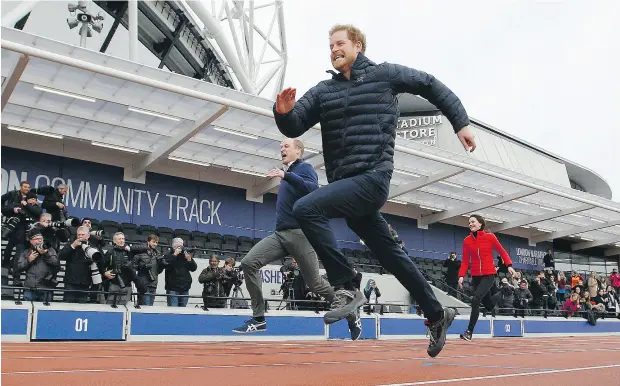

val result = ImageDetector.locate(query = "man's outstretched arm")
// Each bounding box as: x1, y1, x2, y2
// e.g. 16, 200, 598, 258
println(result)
389, 64, 476, 151
273, 87, 321, 138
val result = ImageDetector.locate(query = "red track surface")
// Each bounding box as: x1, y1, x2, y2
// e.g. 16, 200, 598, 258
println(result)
2, 336, 620, 385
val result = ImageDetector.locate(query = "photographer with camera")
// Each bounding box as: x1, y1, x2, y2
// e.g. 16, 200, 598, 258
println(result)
198, 255, 235, 309
513, 279, 533, 318
58, 226, 103, 303
160, 238, 197, 307
14, 228, 60, 302
497, 277, 515, 315
80, 218, 106, 249
28, 213, 73, 252
2, 192, 42, 287
443, 252, 461, 297
30, 184, 68, 222
1, 181, 32, 267
102, 232, 138, 305
132, 234, 163, 306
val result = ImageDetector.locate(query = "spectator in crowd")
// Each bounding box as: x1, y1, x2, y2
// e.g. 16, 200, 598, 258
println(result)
199, 255, 234, 309
573, 278, 585, 294
363, 279, 381, 313
59, 226, 100, 303
570, 271, 583, 289
161, 238, 197, 307
132, 234, 162, 306
511, 271, 523, 288
221, 257, 237, 299
442, 252, 460, 297
610, 269, 620, 300
32, 184, 68, 222
80, 218, 106, 303
14, 228, 60, 302
556, 271, 568, 303
573, 285, 582, 298
599, 275, 609, 293
529, 273, 546, 312
582, 290, 605, 313
1, 191, 42, 285
604, 286, 619, 317
497, 277, 515, 315
561, 292, 581, 318
587, 271, 599, 298
607, 285, 618, 304
513, 279, 533, 318
102, 232, 138, 305
543, 249, 555, 271
591, 288, 609, 314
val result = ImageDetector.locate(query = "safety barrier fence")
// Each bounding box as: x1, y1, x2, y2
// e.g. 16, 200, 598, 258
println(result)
2, 287, 619, 343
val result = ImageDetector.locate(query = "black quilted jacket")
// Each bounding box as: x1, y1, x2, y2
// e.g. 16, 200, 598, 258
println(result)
273, 54, 470, 183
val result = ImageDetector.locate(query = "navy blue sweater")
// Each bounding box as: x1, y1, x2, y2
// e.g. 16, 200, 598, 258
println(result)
275, 159, 319, 231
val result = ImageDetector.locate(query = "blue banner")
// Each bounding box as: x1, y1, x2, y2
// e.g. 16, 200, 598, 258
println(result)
33, 309, 125, 340
1, 146, 549, 269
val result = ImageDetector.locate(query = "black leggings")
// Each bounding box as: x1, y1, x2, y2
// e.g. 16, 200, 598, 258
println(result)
468, 275, 500, 332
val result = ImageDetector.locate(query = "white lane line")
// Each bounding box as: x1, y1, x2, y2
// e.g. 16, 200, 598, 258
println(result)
377, 364, 620, 385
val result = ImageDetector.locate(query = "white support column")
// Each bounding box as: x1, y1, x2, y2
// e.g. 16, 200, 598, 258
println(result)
1, 54, 28, 111
530, 219, 620, 244
489, 204, 594, 233
187, 0, 256, 94
248, 154, 325, 200
419, 188, 538, 227
128, 0, 138, 62
1, 1, 37, 27
572, 236, 620, 251
131, 105, 229, 178
274, 0, 287, 98
388, 167, 465, 199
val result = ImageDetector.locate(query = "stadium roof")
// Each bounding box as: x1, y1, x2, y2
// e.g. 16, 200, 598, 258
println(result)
1, 27, 619, 255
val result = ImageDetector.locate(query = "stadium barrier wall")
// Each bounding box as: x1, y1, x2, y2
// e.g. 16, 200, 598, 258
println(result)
3, 301, 619, 342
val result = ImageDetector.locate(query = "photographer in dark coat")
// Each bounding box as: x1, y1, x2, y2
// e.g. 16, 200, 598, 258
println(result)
59, 226, 103, 303
102, 232, 144, 305
443, 252, 461, 297
132, 234, 163, 306
497, 277, 515, 315
14, 228, 60, 302
28, 213, 71, 252
198, 255, 235, 309
160, 238, 197, 307
2, 192, 42, 287
1, 181, 33, 269
31, 184, 68, 221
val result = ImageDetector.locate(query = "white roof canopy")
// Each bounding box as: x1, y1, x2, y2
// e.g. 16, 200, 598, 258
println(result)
2, 27, 619, 253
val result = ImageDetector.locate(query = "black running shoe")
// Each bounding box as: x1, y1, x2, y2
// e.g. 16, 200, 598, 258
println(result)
347, 310, 362, 341
460, 329, 472, 341
426, 307, 456, 358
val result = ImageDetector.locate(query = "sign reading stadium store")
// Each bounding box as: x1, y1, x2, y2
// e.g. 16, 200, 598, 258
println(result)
395, 115, 442, 145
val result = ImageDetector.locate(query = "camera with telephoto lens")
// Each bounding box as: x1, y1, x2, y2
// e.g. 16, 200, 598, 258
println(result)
90, 229, 104, 239
232, 265, 244, 287
1, 216, 21, 239
137, 259, 155, 282
113, 262, 127, 289
51, 218, 80, 228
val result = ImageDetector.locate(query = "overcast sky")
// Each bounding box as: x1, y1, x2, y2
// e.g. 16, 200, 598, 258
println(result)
280, 0, 620, 202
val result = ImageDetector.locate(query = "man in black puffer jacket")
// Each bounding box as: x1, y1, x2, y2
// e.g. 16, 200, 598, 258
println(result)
273, 24, 476, 358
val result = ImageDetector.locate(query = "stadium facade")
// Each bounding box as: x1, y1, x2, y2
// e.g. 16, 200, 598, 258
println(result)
1, 0, 619, 279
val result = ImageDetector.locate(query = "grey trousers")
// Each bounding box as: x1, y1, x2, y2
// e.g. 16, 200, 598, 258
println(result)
106, 284, 132, 305
241, 229, 335, 318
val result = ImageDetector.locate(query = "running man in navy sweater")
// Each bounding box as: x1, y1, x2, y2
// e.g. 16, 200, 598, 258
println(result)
233, 138, 362, 340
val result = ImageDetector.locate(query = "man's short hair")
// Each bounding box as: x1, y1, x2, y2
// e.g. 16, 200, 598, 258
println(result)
20, 181, 30, 187
225, 257, 236, 266
113, 232, 124, 240
329, 24, 367, 54
40, 213, 52, 221
148, 234, 159, 242
293, 139, 305, 157
77, 226, 90, 234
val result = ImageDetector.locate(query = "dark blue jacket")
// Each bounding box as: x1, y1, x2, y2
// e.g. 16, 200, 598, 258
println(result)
275, 159, 319, 231
273, 54, 470, 183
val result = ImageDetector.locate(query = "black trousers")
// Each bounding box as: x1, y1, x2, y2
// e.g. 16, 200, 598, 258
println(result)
293, 169, 443, 322
468, 275, 500, 332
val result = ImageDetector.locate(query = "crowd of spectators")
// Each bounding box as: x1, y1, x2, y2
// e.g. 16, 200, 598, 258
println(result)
442, 249, 620, 320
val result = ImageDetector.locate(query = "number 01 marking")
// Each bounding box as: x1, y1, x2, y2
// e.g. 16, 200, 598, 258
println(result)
75, 318, 89, 332
504, 324, 511, 333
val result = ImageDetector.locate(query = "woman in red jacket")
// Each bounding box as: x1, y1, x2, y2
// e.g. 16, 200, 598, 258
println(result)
458, 214, 515, 341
